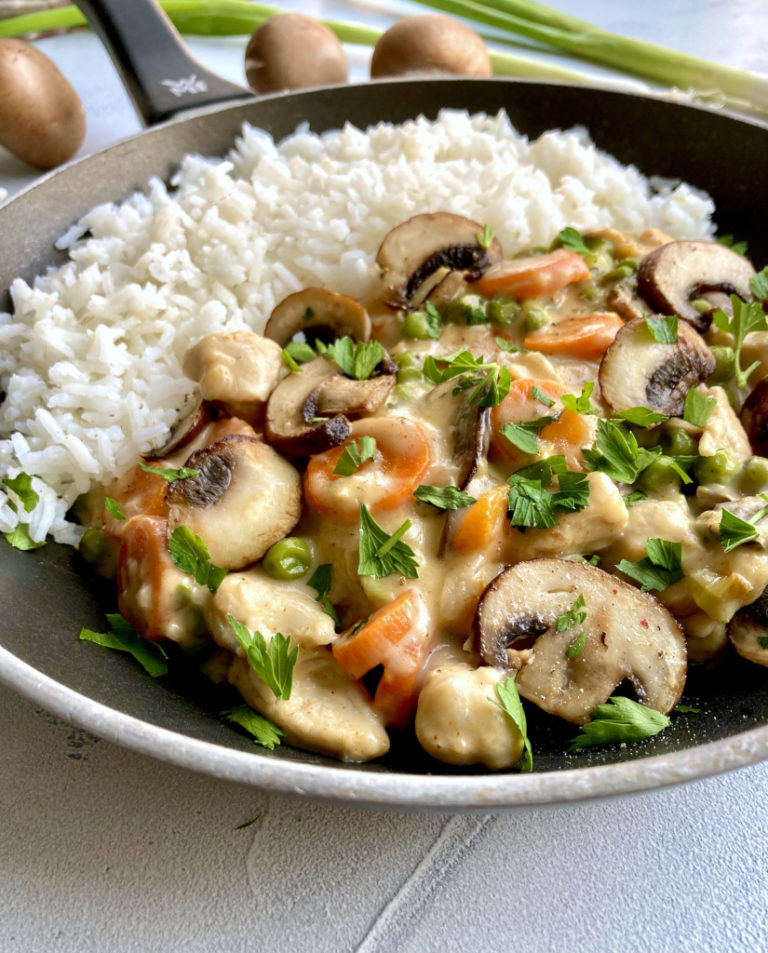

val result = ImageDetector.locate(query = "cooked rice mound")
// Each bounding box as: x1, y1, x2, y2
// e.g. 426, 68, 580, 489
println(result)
0, 110, 714, 545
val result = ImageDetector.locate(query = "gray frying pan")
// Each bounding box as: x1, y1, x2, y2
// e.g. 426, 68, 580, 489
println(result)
1, 0, 766, 810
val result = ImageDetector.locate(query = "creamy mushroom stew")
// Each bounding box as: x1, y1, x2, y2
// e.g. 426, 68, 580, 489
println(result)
78, 214, 768, 769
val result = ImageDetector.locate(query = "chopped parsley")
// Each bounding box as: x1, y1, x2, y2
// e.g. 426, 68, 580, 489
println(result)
712, 296, 768, 389
506, 467, 589, 530
414, 485, 477, 510
221, 704, 284, 750
4, 524, 45, 551
557, 593, 587, 660
282, 340, 316, 370
326, 336, 385, 380
228, 614, 298, 700
168, 525, 227, 592
495, 674, 533, 771
565, 630, 587, 660
683, 388, 716, 427
615, 406, 669, 428
333, 436, 377, 476
569, 696, 671, 751
307, 563, 340, 626
476, 223, 494, 250
582, 418, 660, 484
104, 496, 125, 520
495, 337, 526, 354
718, 497, 768, 552
530, 386, 555, 407
557, 226, 594, 262
560, 381, 599, 415
2, 472, 38, 512
616, 538, 684, 592
644, 315, 678, 344
717, 234, 748, 256
139, 461, 200, 482
499, 414, 560, 455
758, 636, 768, 651
357, 504, 419, 579
750, 267, 768, 300
423, 350, 511, 408
79, 613, 168, 677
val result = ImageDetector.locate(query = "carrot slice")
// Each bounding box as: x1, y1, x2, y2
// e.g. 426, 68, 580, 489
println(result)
474, 249, 590, 300
332, 589, 429, 728
450, 486, 509, 553
104, 463, 169, 537
304, 416, 432, 524
117, 515, 175, 641
524, 311, 624, 359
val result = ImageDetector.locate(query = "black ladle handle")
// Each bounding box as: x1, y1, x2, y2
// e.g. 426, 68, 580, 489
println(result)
74, 0, 254, 126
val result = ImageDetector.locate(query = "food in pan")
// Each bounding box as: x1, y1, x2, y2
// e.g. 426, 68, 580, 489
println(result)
1, 112, 765, 769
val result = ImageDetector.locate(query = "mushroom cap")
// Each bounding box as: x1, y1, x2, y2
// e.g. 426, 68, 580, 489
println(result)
599, 314, 716, 417
244, 13, 348, 94
370, 14, 492, 79
166, 434, 302, 570
473, 558, 687, 724
264, 288, 371, 347
637, 240, 755, 330
727, 584, 768, 667
376, 212, 503, 310
146, 396, 211, 460
741, 377, 768, 456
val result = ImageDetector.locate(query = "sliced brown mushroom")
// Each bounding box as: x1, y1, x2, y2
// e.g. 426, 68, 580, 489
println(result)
264, 287, 371, 346
146, 396, 211, 460
264, 356, 351, 456
166, 434, 302, 570
313, 372, 395, 418
473, 558, 686, 724
377, 212, 502, 310
599, 314, 715, 417
741, 377, 768, 456
637, 240, 755, 331
728, 584, 768, 667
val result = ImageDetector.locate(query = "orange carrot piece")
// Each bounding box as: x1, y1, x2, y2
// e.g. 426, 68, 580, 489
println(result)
332, 589, 429, 728
450, 486, 509, 553
474, 249, 590, 300
524, 311, 624, 359
304, 416, 432, 524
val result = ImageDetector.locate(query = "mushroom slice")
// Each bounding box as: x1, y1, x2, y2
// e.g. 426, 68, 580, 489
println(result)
728, 584, 768, 667
637, 240, 755, 331
166, 434, 302, 571
473, 558, 686, 724
599, 314, 715, 416
146, 396, 211, 460
741, 377, 768, 456
264, 287, 371, 346
314, 372, 395, 418
264, 356, 351, 456
376, 212, 502, 310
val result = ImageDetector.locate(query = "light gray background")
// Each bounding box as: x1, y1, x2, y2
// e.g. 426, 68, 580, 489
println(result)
1, 2, 767, 951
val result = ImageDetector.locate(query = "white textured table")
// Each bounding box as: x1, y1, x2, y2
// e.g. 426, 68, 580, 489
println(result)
1, 2, 767, 951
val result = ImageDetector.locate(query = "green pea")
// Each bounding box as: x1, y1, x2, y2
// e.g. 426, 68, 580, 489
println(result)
584, 236, 614, 255
396, 365, 422, 384
691, 298, 714, 315
708, 345, 736, 383
739, 456, 768, 493
392, 351, 418, 369
660, 424, 699, 457
693, 450, 740, 486
603, 258, 639, 282
402, 309, 439, 340
79, 526, 107, 564
441, 298, 469, 323
262, 537, 312, 580
485, 296, 520, 326
392, 382, 418, 402
523, 307, 551, 332
638, 456, 683, 493
577, 282, 600, 302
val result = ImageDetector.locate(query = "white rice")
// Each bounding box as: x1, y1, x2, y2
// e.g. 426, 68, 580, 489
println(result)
0, 109, 715, 546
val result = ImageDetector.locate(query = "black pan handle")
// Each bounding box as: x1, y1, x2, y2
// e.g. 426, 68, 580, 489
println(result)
74, 0, 254, 126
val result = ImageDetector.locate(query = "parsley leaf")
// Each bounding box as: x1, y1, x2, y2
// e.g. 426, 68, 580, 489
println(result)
623, 490, 647, 507
104, 496, 125, 520
758, 636, 768, 651
423, 350, 511, 408
228, 614, 298, 700
333, 436, 377, 476
507, 476, 557, 529
79, 613, 168, 677
530, 386, 555, 407
4, 524, 45, 551
221, 704, 284, 750
713, 296, 768, 389
560, 381, 599, 415
644, 315, 678, 344
615, 406, 669, 427
495, 337, 525, 354
139, 461, 200, 482
718, 506, 762, 552
357, 504, 419, 579
552, 471, 590, 512
414, 485, 477, 510
617, 538, 684, 591
500, 414, 560, 455
674, 704, 702, 714
495, 675, 533, 771
506, 463, 589, 529
282, 340, 316, 371
476, 223, 494, 249
750, 267, 768, 301
558, 227, 594, 261
565, 631, 587, 660
556, 593, 587, 632
168, 525, 227, 592
683, 388, 716, 427
569, 696, 671, 750
307, 563, 340, 626
2, 472, 38, 513
326, 336, 385, 380
717, 234, 748, 256
582, 418, 659, 484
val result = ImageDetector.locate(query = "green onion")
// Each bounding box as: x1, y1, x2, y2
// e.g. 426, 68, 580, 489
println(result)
3, 0, 763, 118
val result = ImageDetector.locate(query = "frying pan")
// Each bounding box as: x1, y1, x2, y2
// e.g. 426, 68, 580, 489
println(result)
1, 0, 767, 810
